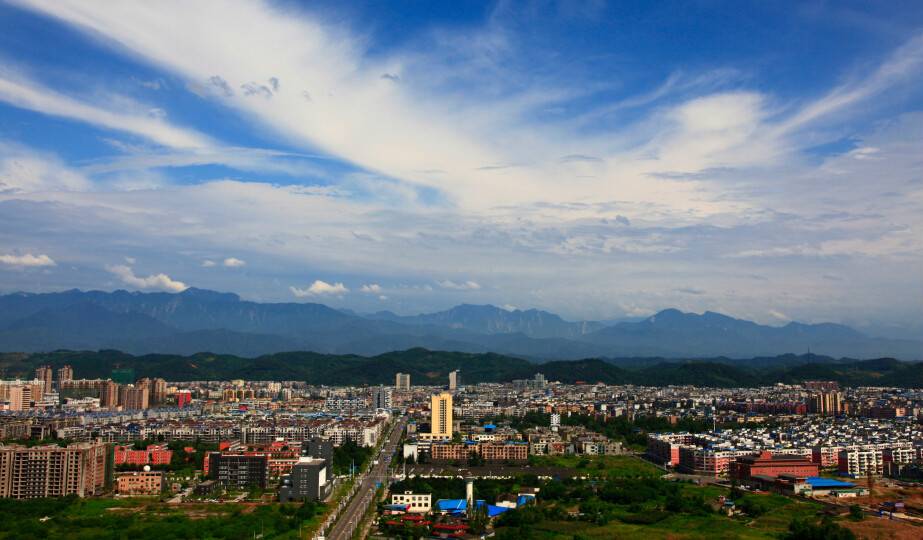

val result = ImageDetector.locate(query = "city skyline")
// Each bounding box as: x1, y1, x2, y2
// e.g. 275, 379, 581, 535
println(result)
0, 1, 920, 337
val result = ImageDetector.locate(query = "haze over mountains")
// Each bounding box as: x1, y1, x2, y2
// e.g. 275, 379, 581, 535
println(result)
0, 288, 919, 360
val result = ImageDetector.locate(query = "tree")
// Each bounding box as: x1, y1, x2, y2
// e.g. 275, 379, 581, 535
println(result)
848, 504, 864, 521
784, 517, 856, 540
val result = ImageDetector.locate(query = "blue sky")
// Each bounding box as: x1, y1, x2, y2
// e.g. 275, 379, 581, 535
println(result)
0, 0, 921, 337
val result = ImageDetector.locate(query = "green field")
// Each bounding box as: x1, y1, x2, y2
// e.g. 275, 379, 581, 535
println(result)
494, 478, 829, 540
529, 454, 664, 479
0, 496, 324, 540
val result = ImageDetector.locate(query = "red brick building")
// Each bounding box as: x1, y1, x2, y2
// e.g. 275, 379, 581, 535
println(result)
730, 451, 819, 482
113, 444, 173, 466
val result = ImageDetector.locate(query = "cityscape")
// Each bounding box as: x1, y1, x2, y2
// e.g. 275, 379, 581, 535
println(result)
1, 1, 922, 539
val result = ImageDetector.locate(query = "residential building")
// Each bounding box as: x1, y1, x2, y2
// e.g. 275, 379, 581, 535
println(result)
114, 444, 173, 466
426, 392, 453, 441
115, 471, 163, 495
372, 385, 393, 410
35, 366, 53, 394
0, 441, 107, 499
208, 453, 269, 489
448, 370, 460, 391
838, 449, 883, 477
395, 373, 411, 391
56, 365, 74, 384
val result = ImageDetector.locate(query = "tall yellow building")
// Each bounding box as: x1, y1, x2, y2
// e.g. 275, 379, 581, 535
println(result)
425, 392, 453, 441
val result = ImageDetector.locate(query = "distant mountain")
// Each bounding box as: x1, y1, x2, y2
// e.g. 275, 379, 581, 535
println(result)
368, 303, 606, 338
0, 289, 919, 360
582, 309, 922, 360
2, 349, 919, 388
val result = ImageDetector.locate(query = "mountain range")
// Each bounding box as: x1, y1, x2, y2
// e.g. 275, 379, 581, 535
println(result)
2, 349, 920, 388
0, 288, 919, 360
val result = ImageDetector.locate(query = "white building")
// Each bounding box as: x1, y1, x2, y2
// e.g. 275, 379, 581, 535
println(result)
392, 491, 432, 513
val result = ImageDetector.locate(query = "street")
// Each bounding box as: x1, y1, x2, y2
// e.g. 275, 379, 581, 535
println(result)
323, 415, 406, 540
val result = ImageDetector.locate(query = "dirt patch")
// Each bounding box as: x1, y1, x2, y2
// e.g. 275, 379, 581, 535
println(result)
843, 517, 923, 540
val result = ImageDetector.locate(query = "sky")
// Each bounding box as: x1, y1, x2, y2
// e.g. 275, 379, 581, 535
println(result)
0, 0, 921, 337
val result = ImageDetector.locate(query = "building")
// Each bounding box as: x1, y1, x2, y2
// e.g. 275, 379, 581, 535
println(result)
804, 381, 839, 392
208, 453, 269, 489
35, 366, 53, 394
426, 392, 453, 441
303, 438, 334, 462
119, 383, 150, 410
646, 433, 696, 466
56, 365, 74, 383
176, 390, 192, 408
115, 471, 163, 495
0, 441, 107, 499
100, 380, 120, 409
838, 449, 883, 477
150, 378, 167, 405
448, 370, 460, 391
372, 385, 393, 410
114, 444, 173, 466
392, 491, 432, 513
730, 451, 819, 482
808, 391, 844, 416
432, 443, 476, 462
278, 457, 331, 502
479, 442, 528, 463
395, 372, 411, 391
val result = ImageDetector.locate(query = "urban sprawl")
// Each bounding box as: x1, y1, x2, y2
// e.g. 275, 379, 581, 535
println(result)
1, 365, 922, 538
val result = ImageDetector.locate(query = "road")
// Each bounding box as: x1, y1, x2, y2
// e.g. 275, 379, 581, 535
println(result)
324, 416, 406, 540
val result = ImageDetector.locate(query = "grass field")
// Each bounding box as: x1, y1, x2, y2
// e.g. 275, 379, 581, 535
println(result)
0, 496, 325, 540
529, 454, 663, 479
497, 481, 831, 539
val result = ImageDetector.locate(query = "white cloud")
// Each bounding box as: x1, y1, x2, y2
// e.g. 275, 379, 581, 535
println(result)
201, 259, 216, 267
438, 280, 481, 290
0, 70, 211, 149
124, 256, 136, 264
0, 141, 92, 193
106, 264, 188, 292
360, 283, 382, 293
290, 280, 349, 297
223, 257, 246, 267
0, 253, 56, 267
768, 309, 790, 322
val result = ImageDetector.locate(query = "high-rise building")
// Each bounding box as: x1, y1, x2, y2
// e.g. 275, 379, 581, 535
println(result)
99, 380, 120, 409
808, 391, 844, 416
429, 392, 453, 441
395, 372, 411, 391
0, 380, 44, 411
35, 366, 53, 394
119, 384, 150, 410
372, 385, 393, 410
0, 441, 107, 499
56, 365, 74, 383
448, 370, 460, 391
150, 378, 167, 405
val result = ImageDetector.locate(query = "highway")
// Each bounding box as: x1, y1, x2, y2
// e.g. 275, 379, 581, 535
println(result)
323, 415, 406, 540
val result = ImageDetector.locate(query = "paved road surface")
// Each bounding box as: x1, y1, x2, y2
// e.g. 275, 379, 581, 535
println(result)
324, 416, 406, 540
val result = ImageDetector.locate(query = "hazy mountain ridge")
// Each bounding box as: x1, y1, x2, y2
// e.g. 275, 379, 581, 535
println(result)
0, 289, 919, 360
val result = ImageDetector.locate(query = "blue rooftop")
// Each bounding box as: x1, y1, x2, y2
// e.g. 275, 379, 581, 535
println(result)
806, 477, 856, 488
